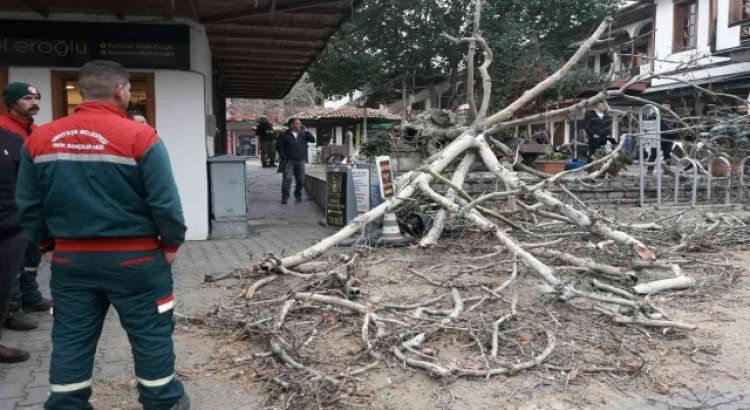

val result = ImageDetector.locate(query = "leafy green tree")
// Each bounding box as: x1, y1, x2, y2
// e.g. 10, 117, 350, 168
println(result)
308, 0, 622, 110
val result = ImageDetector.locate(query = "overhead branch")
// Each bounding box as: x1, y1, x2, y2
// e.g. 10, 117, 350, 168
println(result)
483, 17, 613, 128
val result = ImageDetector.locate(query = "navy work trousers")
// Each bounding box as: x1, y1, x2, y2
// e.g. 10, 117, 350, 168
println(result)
45, 249, 185, 410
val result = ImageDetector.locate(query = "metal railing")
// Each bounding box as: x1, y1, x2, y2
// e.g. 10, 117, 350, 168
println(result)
674, 158, 698, 206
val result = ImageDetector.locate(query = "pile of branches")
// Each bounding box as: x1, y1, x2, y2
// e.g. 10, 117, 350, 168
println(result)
216, 208, 745, 408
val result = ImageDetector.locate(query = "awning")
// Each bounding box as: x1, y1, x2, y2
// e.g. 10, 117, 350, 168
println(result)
0, 0, 359, 99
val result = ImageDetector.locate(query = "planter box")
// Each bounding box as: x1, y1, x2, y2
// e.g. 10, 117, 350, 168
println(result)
710, 161, 741, 177
535, 160, 567, 174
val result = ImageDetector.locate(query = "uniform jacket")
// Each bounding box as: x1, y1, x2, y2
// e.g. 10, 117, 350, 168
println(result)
0, 112, 37, 140
275, 129, 315, 162
16, 102, 186, 253
0, 128, 25, 240
0, 112, 36, 241
256, 122, 275, 143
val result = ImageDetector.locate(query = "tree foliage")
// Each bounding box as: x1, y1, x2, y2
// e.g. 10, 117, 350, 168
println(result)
308, 0, 622, 108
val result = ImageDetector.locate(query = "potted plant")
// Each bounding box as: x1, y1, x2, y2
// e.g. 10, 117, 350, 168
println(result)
591, 146, 633, 176
703, 120, 750, 176
706, 139, 750, 177
534, 147, 568, 174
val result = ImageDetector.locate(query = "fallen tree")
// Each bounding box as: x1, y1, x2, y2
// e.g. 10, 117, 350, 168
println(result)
205, 8, 750, 408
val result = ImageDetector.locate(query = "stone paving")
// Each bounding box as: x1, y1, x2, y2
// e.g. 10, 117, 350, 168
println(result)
0, 158, 333, 409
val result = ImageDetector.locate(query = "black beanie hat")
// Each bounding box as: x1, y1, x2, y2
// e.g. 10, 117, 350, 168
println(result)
3, 82, 41, 105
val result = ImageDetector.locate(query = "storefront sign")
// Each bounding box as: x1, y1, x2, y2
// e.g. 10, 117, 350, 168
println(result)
375, 156, 394, 198
326, 171, 348, 227
351, 167, 370, 215
0, 20, 190, 69
741, 23, 750, 43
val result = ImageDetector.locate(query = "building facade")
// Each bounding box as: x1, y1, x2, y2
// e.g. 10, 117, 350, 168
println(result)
0, 14, 212, 240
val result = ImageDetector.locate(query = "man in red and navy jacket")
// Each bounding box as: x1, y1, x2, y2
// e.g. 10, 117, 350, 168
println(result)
16, 61, 190, 410
0, 82, 51, 333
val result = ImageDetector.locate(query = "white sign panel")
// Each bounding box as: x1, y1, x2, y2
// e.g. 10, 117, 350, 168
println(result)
351, 168, 370, 214
639, 104, 661, 151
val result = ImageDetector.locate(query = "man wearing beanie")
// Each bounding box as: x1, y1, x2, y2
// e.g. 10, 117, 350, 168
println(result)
0, 82, 51, 332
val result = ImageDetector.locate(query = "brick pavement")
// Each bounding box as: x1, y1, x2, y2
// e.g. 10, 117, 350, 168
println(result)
0, 158, 333, 409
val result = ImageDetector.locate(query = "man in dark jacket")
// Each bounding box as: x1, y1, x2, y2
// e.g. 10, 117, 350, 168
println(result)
256, 116, 276, 167
0, 82, 50, 332
0, 126, 31, 363
16, 60, 190, 410
584, 101, 615, 159
275, 118, 315, 204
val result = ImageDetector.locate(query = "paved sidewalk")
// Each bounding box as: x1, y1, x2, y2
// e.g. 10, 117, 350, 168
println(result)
0, 158, 333, 409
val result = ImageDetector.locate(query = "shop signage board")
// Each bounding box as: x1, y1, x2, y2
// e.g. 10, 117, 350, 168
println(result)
0, 20, 190, 69
375, 156, 395, 198
326, 165, 357, 227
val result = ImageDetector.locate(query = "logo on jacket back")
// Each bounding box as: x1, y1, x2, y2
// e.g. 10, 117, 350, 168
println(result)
50, 129, 109, 151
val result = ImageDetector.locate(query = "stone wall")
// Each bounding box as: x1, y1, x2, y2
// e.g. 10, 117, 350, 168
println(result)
305, 173, 328, 210
305, 170, 745, 210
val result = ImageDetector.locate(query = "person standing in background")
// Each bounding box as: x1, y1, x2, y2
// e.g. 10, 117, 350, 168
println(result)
257, 116, 276, 167
0, 125, 31, 363
275, 118, 315, 204
584, 100, 615, 159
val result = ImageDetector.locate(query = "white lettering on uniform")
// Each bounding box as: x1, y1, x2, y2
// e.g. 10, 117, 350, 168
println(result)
50, 129, 110, 146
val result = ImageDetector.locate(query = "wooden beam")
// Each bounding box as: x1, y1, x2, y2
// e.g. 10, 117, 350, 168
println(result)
209, 37, 324, 49
20, 0, 49, 17
219, 67, 302, 75
215, 55, 310, 64
189, 0, 200, 21
206, 26, 330, 41
219, 65, 302, 72
223, 85, 294, 90
218, 12, 340, 29
211, 44, 320, 54
223, 79, 296, 84
221, 76, 300, 83
201, 0, 344, 24
212, 45, 316, 56
220, 73, 300, 80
